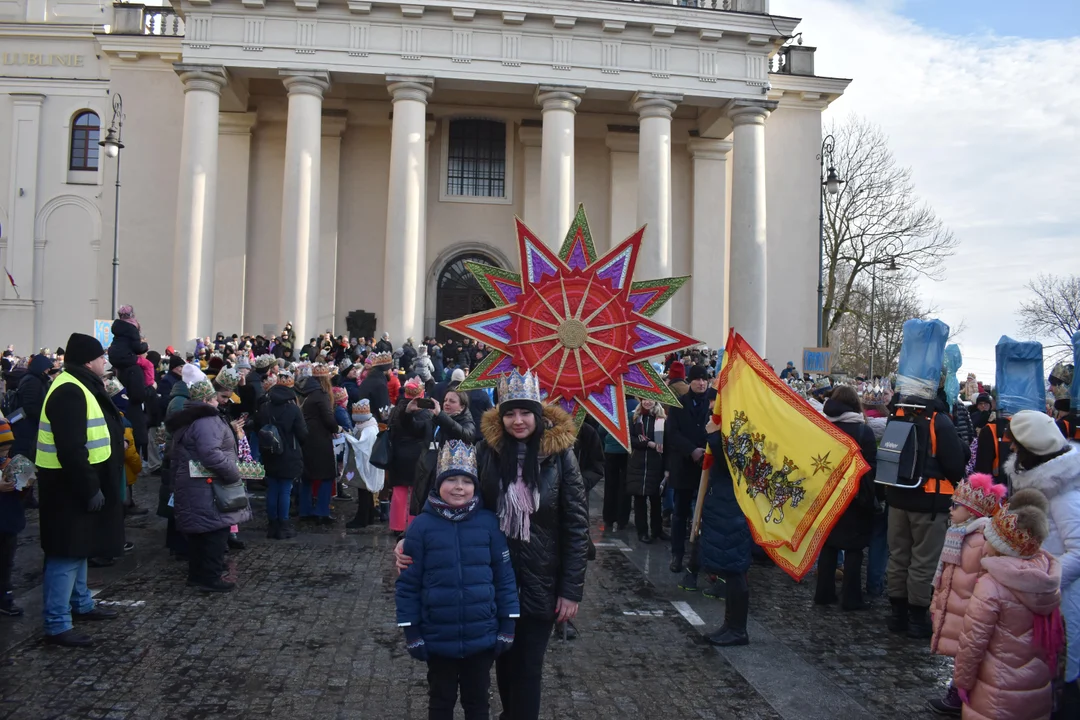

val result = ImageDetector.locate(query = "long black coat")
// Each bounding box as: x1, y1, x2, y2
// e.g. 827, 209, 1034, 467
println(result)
258, 384, 309, 480
823, 415, 878, 550
356, 373, 391, 420
297, 378, 338, 481
10, 354, 52, 460
626, 414, 666, 496
388, 398, 432, 488
475, 405, 589, 620
665, 389, 714, 491
574, 420, 605, 493
36, 366, 125, 559
117, 363, 148, 448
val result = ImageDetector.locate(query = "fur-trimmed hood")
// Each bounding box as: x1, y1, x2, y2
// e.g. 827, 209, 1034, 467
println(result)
164, 401, 220, 432
1007, 444, 1080, 501
480, 404, 577, 457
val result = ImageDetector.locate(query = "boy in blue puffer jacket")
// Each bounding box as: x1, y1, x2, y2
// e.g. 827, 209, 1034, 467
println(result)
396, 440, 519, 720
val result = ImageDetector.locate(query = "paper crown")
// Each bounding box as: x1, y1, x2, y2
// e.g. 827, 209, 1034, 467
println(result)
436, 440, 478, 484
953, 473, 1007, 518
497, 369, 543, 407
404, 376, 425, 398
332, 387, 348, 405
294, 362, 313, 381
104, 376, 124, 398
1050, 362, 1074, 387
984, 506, 1043, 559
254, 354, 277, 370
276, 371, 295, 388
368, 351, 393, 368
352, 398, 371, 412
215, 367, 241, 392
312, 363, 331, 378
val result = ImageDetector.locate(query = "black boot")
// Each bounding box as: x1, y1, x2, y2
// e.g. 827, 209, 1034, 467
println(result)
279, 521, 296, 539
678, 571, 698, 592
227, 533, 245, 551
586, 537, 596, 561
702, 576, 726, 600
907, 605, 932, 639
887, 597, 909, 634
266, 520, 278, 539
669, 554, 684, 573
707, 578, 749, 647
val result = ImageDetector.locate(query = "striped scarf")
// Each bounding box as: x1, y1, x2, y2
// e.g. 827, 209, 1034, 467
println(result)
498, 444, 540, 542
934, 517, 986, 587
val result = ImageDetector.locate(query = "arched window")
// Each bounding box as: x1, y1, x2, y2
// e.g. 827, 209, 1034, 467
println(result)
69, 111, 100, 171
435, 253, 499, 342
445, 119, 506, 198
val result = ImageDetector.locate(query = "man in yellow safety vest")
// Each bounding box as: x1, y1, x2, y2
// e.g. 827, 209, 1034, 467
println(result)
35, 332, 125, 647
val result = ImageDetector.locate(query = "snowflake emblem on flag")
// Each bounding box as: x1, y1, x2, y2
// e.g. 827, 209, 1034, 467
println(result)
442, 205, 701, 449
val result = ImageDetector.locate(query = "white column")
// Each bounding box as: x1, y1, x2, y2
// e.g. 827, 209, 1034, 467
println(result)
214, 111, 257, 338
727, 100, 774, 356
536, 85, 583, 248
318, 111, 347, 335
632, 92, 680, 325
518, 123, 542, 231
382, 76, 433, 343
172, 65, 227, 348
5, 93, 43, 351
688, 137, 732, 347
278, 69, 329, 347
605, 129, 638, 253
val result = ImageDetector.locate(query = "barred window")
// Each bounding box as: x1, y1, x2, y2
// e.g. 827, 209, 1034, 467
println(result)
446, 119, 506, 198
70, 111, 101, 171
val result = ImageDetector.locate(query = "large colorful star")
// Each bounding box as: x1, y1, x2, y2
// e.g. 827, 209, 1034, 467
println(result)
442, 205, 701, 449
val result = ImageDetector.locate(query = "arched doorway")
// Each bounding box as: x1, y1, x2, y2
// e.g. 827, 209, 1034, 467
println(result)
435, 253, 500, 343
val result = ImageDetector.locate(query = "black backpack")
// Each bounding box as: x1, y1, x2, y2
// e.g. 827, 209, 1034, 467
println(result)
0, 388, 18, 416
876, 409, 939, 489
257, 405, 286, 456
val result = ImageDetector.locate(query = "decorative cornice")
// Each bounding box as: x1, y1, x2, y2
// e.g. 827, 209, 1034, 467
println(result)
174, 64, 228, 94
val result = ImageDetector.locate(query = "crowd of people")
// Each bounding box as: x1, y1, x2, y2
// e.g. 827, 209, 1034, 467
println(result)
0, 307, 1078, 720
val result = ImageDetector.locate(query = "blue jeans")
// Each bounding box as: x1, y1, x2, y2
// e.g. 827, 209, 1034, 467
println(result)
866, 509, 889, 594
265, 477, 294, 522
662, 486, 674, 514
299, 479, 332, 518
43, 556, 95, 636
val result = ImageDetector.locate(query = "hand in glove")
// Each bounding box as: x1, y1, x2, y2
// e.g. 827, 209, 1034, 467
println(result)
495, 618, 515, 657
87, 490, 105, 512
403, 626, 428, 662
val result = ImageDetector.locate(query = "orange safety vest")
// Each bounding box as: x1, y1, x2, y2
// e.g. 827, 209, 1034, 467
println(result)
1062, 418, 1080, 442
896, 408, 953, 495
985, 422, 1013, 476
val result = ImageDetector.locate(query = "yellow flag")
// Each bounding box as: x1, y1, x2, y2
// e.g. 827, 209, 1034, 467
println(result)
709, 331, 869, 581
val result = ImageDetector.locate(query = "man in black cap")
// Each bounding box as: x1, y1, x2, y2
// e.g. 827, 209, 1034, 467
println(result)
665, 363, 715, 574
35, 333, 125, 647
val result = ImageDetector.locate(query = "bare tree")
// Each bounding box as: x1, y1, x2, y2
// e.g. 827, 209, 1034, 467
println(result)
821, 116, 959, 345
1018, 273, 1080, 361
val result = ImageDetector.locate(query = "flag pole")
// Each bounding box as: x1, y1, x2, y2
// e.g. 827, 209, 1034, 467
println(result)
685, 462, 711, 575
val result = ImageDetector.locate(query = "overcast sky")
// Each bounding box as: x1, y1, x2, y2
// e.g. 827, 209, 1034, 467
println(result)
771, 0, 1080, 383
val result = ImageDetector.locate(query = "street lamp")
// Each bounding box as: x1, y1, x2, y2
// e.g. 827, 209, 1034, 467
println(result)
817, 134, 844, 347
867, 251, 899, 379
99, 93, 125, 318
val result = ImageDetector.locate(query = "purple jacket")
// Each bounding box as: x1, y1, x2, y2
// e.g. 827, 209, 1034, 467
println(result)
165, 401, 251, 534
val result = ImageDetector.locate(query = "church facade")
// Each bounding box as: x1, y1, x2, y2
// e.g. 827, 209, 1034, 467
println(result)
0, 0, 848, 365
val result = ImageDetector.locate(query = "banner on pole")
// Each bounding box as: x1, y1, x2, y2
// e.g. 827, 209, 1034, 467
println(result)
93, 320, 113, 349
802, 347, 831, 375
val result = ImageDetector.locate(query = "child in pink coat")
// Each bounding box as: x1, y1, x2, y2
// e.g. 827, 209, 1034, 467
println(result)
953, 489, 1065, 720
928, 473, 1007, 714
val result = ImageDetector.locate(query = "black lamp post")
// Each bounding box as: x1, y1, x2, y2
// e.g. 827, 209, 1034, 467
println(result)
817, 134, 843, 347
99, 93, 124, 318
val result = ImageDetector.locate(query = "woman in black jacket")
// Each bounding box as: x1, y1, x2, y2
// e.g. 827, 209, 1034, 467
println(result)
626, 399, 668, 544
395, 372, 589, 720
258, 382, 308, 539
409, 389, 476, 516
297, 370, 338, 525
814, 385, 878, 611
388, 378, 434, 532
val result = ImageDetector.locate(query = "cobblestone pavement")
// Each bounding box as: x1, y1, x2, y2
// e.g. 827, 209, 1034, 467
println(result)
0, 479, 950, 719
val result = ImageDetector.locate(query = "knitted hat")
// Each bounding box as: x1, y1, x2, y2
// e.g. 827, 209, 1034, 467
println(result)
235, 355, 251, 370
332, 387, 348, 406
975, 393, 991, 405
0, 418, 12, 445
183, 364, 215, 403
404, 376, 425, 399
435, 440, 478, 488
688, 364, 709, 382
1010, 410, 1068, 456
498, 369, 542, 416
451, 368, 466, 382
983, 489, 1050, 559
1055, 398, 1071, 413
208, 356, 225, 374
215, 367, 241, 392
668, 363, 686, 381
312, 364, 331, 378
117, 304, 136, 320
952, 473, 1007, 518
65, 333, 105, 366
